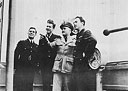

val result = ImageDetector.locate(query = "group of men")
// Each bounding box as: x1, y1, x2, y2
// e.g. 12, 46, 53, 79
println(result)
14, 16, 98, 91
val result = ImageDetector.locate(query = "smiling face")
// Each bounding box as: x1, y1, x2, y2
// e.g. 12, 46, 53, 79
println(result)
46, 23, 54, 34
62, 27, 71, 36
28, 28, 37, 39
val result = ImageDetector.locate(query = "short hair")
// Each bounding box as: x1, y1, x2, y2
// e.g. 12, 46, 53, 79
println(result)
29, 27, 37, 34
47, 19, 56, 29
75, 16, 85, 26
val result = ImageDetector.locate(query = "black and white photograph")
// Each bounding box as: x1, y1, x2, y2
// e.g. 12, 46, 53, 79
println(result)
1, 0, 128, 91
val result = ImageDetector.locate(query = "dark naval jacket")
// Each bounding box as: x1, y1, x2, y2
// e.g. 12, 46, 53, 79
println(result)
14, 39, 39, 91
14, 39, 39, 70
38, 33, 61, 71
73, 29, 97, 72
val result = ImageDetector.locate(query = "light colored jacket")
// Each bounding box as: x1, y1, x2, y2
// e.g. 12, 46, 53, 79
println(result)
52, 35, 76, 74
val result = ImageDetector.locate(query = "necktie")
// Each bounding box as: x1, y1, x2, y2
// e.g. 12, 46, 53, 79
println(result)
30, 40, 33, 44
64, 37, 67, 42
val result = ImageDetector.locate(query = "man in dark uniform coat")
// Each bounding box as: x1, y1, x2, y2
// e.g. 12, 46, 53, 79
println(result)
72, 16, 97, 91
13, 27, 39, 91
38, 19, 61, 91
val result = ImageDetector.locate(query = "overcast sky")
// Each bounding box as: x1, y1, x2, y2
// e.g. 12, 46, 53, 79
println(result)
1, 0, 128, 64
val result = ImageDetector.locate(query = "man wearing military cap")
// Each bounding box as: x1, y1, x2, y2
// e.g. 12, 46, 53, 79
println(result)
51, 21, 76, 91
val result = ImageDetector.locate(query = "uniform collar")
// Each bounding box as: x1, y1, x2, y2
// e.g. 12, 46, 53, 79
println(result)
62, 35, 74, 44
28, 38, 34, 43
77, 28, 85, 36
46, 33, 53, 38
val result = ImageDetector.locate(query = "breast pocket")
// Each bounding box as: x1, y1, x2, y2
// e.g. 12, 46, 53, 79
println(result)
52, 59, 62, 72
64, 57, 73, 72
68, 43, 76, 47
66, 57, 73, 63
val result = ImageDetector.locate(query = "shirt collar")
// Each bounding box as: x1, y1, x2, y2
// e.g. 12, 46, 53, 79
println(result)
62, 36, 73, 43
28, 38, 34, 43
77, 28, 85, 36
46, 33, 53, 38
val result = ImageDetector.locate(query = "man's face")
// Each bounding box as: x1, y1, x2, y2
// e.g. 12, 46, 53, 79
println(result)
62, 27, 71, 36
28, 28, 37, 39
73, 18, 83, 30
46, 23, 54, 34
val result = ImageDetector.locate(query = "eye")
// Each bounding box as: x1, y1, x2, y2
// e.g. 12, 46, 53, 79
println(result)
73, 21, 77, 24
29, 31, 35, 33
63, 27, 66, 30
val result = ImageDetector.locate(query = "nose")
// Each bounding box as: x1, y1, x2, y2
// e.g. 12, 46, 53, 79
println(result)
62, 30, 65, 33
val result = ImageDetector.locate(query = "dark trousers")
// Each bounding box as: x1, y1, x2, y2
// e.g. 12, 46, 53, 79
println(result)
41, 68, 53, 91
13, 68, 35, 91
71, 71, 96, 91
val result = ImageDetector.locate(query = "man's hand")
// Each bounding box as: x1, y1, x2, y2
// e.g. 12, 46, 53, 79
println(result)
40, 34, 48, 43
55, 38, 62, 45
